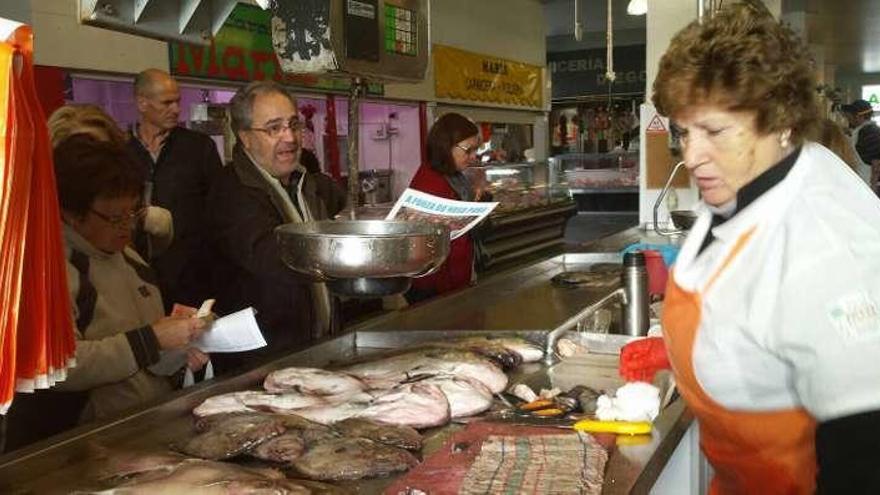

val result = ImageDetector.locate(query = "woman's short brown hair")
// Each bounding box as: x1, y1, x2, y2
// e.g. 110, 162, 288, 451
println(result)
47, 104, 128, 148
54, 135, 143, 217
427, 113, 479, 175
652, 2, 818, 144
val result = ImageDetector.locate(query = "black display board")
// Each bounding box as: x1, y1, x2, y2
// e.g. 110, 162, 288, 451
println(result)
345, 0, 380, 61
548, 45, 646, 98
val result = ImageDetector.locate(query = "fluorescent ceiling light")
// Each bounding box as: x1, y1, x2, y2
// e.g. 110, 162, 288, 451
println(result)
627, 0, 647, 16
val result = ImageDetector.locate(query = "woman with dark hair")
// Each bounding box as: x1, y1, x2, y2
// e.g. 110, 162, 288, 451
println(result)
619, 3, 880, 493
406, 113, 483, 303
2, 136, 207, 452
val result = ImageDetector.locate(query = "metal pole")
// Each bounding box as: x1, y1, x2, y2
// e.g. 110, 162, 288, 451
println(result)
348, 77, 362, 219
698, 0, 705, 23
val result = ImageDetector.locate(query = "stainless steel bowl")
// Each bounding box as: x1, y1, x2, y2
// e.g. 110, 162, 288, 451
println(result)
276, 221, 450, 297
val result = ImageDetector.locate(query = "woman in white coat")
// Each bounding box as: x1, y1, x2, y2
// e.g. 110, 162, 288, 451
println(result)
620, 3, 880, 493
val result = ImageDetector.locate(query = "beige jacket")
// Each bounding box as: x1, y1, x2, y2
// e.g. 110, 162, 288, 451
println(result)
55, 225, 174, 422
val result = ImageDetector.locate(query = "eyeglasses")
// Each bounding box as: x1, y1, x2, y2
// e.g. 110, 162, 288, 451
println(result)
455, 143, 479, 155
248, 116, 304, 138
90, 206, 147, 229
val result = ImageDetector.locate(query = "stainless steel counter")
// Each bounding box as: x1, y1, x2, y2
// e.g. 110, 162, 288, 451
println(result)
351, 225, 678, 334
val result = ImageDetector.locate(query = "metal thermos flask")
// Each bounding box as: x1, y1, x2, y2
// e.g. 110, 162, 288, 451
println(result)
621, 251, 650, 337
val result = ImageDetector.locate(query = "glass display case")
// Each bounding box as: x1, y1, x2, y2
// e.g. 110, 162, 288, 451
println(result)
464, 161, 576, 272
551, 151, 639, 193
465, 160, 571, 215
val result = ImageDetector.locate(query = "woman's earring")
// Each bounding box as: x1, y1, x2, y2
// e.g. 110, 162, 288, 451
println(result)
779, 129, 792, 149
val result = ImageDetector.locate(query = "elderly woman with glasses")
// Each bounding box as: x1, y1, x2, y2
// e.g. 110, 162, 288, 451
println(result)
1, 136, 208, 452
619, 3, 880, 493
405, 112, 488, 303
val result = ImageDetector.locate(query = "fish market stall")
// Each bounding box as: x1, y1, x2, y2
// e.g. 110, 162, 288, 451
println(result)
0, 228, 698, 494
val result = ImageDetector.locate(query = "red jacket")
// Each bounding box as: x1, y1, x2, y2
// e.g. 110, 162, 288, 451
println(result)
408, 164, 474, 295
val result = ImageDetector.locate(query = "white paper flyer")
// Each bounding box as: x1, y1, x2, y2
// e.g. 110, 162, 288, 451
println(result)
191, 307, 267, 354
385, 189, 498, 240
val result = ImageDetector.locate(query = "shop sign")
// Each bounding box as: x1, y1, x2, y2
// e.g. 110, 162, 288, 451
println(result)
433, 45, 542, 108
169, 4, 382, 95
548, 45, 646, 98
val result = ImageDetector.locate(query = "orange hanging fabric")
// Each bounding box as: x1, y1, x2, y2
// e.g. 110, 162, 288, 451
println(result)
0, 20, 75, 413
0, 26, 30, 414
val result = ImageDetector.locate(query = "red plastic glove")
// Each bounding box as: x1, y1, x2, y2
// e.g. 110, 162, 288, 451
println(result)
619, 337, 671, 382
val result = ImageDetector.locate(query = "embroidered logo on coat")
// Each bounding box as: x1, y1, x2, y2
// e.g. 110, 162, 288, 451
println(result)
828, 291, 880, 340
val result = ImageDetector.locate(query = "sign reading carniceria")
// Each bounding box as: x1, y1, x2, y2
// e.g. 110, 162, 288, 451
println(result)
433, 45, 542, 108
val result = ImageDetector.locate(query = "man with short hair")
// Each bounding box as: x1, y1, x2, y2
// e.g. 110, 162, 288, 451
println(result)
207, 81, 344, 373
127, 68, 223, 309
842, 99, 880, 193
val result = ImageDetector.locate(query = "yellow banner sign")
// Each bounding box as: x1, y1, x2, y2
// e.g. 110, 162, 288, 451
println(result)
433, 45, 542, 108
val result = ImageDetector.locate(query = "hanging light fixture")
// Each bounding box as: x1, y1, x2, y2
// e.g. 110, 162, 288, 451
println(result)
627, 0, 648, 16
574, 0, 583, 41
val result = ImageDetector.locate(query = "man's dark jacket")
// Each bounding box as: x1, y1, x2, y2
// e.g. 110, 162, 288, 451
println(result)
128, 127, 223, 309
206, 144, 345, 373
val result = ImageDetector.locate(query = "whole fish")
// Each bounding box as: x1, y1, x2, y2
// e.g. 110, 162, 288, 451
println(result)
196, 411, 336, 440
332, 418, 422, 451
248, 431, 307, 464
412, 375, 494, 418
175, 412, 286, 460
264, 367, 367, 396
293, 383, 449, 429
192, 391, 269, 417
193, 390, 352, 418
292, 438, 418, 481
81, 458, 344, 494
421, 341, 523, 370
343, 349, 508, 394
88, 449, 189, 486
294, 400, 369, 425
356, 382, 450, 429
458, 336, 544, 363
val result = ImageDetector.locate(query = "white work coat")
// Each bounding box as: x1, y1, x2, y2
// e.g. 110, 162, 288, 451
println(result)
671, 142, 880, 422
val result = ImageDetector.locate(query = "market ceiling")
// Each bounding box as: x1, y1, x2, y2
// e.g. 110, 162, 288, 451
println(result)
541, 0, 880, 75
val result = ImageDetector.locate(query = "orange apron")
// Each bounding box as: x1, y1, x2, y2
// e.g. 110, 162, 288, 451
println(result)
662, 231, 817, 494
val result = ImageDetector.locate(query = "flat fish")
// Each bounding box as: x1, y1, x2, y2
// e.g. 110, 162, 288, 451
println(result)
264, 367, 367, 396
241, 391, 338, 414
86, 463, 345, 494
248, 431, 307, 464
472, 336, 544, 363
420, 342, 521, 370
175, 412, 286, 460
294, 400, 369, 425
83, 458, 290, 494
357, 382, 450, 429
196, 411, 335, 438
344, 349, 508, 394
442, 336, 544, 363
332, 418, 422, 451
292, 438, 418, 481
88, 449, 189, 486
415, 375, 494, 418
193, 391, 334, 418
192, 391, 267, 417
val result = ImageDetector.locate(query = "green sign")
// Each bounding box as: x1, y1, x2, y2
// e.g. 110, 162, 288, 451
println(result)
170, 4, 383, 95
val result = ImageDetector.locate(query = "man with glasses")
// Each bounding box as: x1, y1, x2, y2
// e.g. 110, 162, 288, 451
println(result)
127, 69, 223, 311
206, 81, 344, 373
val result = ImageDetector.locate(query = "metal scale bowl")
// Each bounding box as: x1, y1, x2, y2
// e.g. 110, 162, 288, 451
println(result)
276, 220, 450, 298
